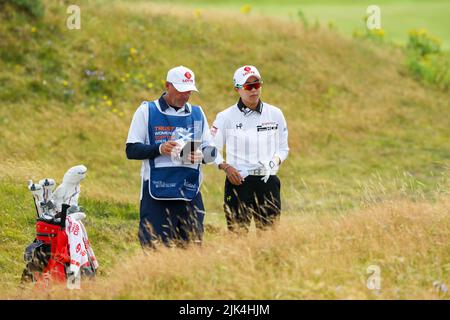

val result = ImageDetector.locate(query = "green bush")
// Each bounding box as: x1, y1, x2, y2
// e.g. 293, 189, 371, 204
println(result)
407, 52, 450, 91
0, 0, 44, 19
406, 29, 449, 92
407, 29, 441, 56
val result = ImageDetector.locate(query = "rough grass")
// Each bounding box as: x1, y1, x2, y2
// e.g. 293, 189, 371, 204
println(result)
0, 0, 449, 298
5, 195, 450, 300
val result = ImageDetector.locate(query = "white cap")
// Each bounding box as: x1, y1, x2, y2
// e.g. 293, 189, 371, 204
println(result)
233, 65, 261, 87
166, 65, 199, 92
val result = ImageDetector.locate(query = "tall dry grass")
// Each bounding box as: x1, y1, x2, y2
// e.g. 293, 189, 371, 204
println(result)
7, 195, 449, 300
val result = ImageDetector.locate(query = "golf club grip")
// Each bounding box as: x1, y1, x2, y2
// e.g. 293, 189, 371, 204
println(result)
32, 197, 40, 218
60, 204, 70, 227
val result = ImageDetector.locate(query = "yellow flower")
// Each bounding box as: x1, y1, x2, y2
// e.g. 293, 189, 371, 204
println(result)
63, 80, 69, 87
129, 47, 138, 56
430, 36, 442, 46
126, 73, 130, 78
31, 27, 37, 33
147, 82, 154, 89
119, 112, 125, 117
106, 100, 113, 107
193, 9, 202, 18
112, 108, 118, 113
240, 4, 252, 14
102, 95, 108, 100
418, 29, 427, 36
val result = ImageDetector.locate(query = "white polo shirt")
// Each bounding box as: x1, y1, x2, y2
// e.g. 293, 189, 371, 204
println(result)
126, 99, 219, 182
211, 101, 289, 174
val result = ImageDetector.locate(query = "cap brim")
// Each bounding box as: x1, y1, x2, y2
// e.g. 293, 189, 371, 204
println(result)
172, 83, 199, 93
236, 74, 261, 87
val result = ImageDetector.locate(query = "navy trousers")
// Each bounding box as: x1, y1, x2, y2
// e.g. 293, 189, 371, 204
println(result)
224, 175, 281, 232
139, 180, 205, 248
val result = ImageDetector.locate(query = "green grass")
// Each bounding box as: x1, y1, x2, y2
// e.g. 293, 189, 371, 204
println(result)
148, 0, 450, 50
0, 0, 449, 297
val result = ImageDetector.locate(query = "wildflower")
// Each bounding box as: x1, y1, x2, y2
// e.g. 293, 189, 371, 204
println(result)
240, 5, 251, 14
418, 29, 427, 36
147, 82, 154, 89
408, 29, 418, 37
129, 47, 138, 56
63, 80, 69, 87
106, 100, 113, 107
193, 9, 202, 18
376, 28, 385, 37
31, 27, 37, 33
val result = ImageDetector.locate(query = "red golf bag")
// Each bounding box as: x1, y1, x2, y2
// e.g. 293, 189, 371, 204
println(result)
21, 204, 96, 287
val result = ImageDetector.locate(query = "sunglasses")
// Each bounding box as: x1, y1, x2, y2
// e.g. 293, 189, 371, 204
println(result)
237, 82, 263, 91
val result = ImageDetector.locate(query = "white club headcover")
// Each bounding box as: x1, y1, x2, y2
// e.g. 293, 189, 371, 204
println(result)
28, 180, 44, 216
62, 165, 87, 185
53, 165, 87, 211
39, 178, 56, 203
28, 180, 44, 203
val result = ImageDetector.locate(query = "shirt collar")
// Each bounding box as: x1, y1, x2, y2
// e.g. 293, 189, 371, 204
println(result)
237, 98, 263, 114
158, 93, 191, 113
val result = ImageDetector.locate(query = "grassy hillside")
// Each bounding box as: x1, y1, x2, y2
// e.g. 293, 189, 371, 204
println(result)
0, 0, 449, 298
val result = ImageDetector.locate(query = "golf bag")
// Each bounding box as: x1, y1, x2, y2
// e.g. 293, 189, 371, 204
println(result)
21, 165, 98, 288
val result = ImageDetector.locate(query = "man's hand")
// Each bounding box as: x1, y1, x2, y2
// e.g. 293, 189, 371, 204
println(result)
187, 150, 203, 164
160, 141, 180, 156
220, 163, 244, 186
